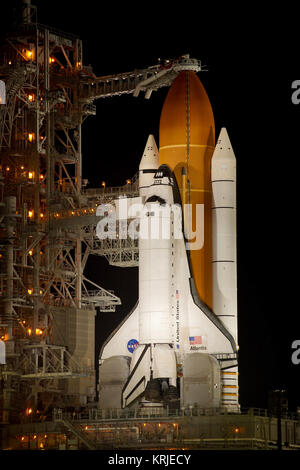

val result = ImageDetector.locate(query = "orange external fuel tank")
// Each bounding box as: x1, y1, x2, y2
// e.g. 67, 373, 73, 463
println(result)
159, 71, 215, 309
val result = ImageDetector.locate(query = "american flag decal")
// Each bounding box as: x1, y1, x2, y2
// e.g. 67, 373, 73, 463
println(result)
189, 336, 202, 345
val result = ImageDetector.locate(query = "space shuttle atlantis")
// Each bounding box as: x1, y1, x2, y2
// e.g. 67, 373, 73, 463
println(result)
98, 71, 239, 412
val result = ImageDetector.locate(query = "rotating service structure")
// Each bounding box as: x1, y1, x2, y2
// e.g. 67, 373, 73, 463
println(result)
0, 1, 200, 425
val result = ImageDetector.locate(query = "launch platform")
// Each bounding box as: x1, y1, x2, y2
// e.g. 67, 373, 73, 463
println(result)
1, 407, 300, 450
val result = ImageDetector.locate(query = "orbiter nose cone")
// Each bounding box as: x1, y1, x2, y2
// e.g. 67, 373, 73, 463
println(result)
139, 134, 159, 171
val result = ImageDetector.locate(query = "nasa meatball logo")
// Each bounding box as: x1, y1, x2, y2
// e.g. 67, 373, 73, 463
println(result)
127, 339, 139, 353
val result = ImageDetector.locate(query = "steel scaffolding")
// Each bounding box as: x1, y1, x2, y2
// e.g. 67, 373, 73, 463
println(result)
0, 2, 202, 426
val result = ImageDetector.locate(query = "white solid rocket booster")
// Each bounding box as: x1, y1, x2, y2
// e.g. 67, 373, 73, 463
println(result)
121, 139, 178, 408
139, 134, 159, 197
139, 136, 174, 341
211, 127, 238, 344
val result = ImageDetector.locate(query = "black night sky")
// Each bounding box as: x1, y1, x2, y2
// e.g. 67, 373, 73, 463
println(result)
3, 1, 300, 411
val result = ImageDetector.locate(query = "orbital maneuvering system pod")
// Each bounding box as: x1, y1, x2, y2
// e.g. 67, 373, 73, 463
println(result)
98, 70, 239, 412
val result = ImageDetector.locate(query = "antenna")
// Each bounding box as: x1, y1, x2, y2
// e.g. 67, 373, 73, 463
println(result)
22, 0, 37, 25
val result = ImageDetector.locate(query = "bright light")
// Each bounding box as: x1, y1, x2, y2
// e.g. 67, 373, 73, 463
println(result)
126, 179, 131, 184
28, 94, 34, 102
26, 50, 33, 60
28, 133, 34, 142
28, 210, 34, 218
101, 181, 106, 188
6, 166, 10, 171
28, 171, 34, 179
49, 57, 55, 64
27, 288, 33, 295
36, 328, 43, 335
27, 328, 32, 335
28, 249, 33, 256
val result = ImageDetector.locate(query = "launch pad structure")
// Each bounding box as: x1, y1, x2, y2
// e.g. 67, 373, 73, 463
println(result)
0, 2, 300, 451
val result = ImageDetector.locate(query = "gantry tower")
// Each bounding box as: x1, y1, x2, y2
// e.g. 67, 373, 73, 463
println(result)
0, 0, 202, 423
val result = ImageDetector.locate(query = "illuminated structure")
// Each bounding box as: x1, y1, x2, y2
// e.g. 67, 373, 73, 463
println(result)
99, 73, 238, 412
1, 1, 299, 452
0, 0, 201, 429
